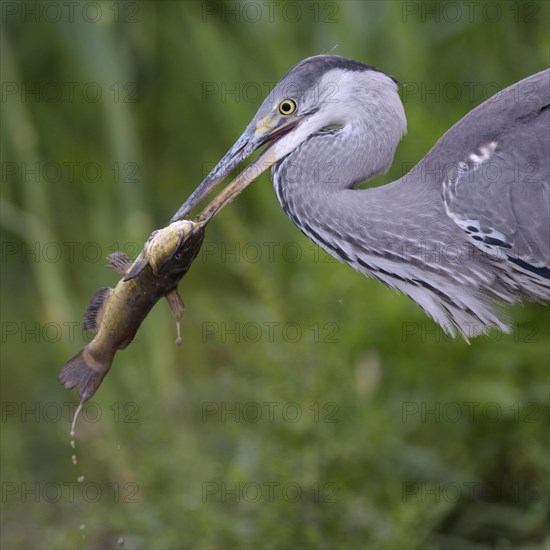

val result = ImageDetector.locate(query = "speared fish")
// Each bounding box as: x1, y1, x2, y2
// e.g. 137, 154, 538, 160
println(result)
59, 220, 204, 403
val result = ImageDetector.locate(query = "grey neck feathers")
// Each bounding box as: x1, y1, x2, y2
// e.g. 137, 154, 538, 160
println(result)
270, 81, 460, 276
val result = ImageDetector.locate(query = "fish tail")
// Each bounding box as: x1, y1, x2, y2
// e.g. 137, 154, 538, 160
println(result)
59, 347, 112, 403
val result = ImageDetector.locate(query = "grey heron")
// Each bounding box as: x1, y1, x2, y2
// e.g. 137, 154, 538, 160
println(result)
172, 55, 549, 339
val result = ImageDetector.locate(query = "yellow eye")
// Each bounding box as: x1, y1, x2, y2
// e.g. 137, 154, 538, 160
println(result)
278, 99, 297, 115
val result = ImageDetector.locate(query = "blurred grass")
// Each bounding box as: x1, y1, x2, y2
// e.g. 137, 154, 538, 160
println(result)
1, 1, 549, 548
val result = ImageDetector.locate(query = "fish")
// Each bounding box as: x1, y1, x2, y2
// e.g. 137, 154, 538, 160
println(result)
59, 219, 205, 403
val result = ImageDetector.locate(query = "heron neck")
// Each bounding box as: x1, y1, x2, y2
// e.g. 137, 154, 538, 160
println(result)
272, 122, 441, 264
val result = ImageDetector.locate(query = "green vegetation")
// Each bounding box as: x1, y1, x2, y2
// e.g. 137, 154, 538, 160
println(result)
1, 1, 548, 548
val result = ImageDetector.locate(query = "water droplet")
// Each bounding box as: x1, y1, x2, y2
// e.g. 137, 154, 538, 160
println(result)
80, 524, 85, 530
117, 537, 125, 547
77, 475, 85, 483
71, 455, 78, 465
70, 440, 76, 449
70, 402, 84, 438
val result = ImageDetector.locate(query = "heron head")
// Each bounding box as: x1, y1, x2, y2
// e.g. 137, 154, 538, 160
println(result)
171, 55, 405, 223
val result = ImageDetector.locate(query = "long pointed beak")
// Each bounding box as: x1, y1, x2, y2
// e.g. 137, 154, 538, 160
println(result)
170, 117, 301, 225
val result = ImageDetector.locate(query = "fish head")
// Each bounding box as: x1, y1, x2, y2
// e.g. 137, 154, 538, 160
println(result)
146, 220, 204, 276
124, 220, 204, 281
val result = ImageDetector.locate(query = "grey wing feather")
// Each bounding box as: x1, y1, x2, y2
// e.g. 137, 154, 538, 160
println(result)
412, 69, 550, 274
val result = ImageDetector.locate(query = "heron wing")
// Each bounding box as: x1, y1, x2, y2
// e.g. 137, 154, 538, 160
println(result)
411, 69, 550, 275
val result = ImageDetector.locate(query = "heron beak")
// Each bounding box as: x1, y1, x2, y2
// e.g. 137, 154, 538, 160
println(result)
170, 116, 301, 224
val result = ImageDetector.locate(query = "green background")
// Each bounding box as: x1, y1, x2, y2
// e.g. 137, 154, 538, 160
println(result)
1, 1, 549, 548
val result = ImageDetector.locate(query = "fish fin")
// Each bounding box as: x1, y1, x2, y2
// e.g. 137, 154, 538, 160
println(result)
107, 252, 133, 275
83, 287, 113, 332
165, 289, 185, 346
123, 257, 148, 281
58, 347, 113, 403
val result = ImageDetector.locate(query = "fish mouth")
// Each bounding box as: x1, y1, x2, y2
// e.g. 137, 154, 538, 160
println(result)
170, 117, 302, 225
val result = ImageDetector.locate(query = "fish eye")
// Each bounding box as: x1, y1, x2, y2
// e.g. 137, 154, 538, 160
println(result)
278, 99, 297, 116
